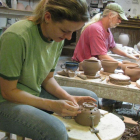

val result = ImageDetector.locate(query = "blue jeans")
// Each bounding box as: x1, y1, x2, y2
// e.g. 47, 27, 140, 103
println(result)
0, 86, 98, 140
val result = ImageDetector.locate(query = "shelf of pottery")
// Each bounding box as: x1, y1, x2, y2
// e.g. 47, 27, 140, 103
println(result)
0, 0, 38, 17
0, 0, 39, 35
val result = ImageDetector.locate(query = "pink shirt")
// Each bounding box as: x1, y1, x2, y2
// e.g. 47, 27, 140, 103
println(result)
72, 20, 116, 62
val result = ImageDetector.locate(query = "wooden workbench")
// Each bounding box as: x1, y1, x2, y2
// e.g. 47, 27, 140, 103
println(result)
54, 71, 140, 104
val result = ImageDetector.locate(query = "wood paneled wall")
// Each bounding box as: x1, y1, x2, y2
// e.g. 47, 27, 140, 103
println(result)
111, 27, 140, 47
76, 18, 140, 48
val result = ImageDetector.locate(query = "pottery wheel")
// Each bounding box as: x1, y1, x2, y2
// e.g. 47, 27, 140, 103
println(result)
81, 73, 100, 79
53, 110, 125, 140
109, 74, 131, 85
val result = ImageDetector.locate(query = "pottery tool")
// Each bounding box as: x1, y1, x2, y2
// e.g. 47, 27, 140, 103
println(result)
90, 116, 99, 133
63, 116, 73, 119
77, 73, 87, 80
100, 76, 106, 82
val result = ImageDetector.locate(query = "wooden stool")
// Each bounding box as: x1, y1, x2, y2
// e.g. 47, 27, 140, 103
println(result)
0, 130, 25, 140
53, 109, 125, 140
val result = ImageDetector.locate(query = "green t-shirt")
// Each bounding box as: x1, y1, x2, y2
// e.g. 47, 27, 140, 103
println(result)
0, 20, 64, 102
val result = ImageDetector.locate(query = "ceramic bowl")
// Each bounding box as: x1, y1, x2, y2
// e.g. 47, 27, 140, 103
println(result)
60, 62, 79, 72
121, 62, 139, 72
125, 66, 140, 82
101, 59, 118, 73
82, 59, 101, 76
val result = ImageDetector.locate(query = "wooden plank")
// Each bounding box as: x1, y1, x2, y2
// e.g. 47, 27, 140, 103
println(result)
0, 6, 32, 18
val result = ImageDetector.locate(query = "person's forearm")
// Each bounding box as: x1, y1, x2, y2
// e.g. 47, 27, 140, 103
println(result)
111, 47, 138, 60
42, 77, 71, 100
0, 77, 53, 110
98, 54, 117, 60
1, 88, 53, 111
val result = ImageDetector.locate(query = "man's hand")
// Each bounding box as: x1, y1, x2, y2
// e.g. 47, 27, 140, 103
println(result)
136, 57, 140, 66
133, 54, 140, 59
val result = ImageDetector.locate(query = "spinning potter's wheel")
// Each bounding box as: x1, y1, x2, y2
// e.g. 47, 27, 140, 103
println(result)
53, 109, 125, 140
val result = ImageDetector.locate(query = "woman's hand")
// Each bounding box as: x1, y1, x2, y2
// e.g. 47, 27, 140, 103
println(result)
67, 95, 97, 107
48, 100, 81, 117
47, 96, 97, 117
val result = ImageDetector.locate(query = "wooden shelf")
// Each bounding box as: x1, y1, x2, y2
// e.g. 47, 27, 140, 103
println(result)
0, 6, 32, 18
117, 18, 140, 29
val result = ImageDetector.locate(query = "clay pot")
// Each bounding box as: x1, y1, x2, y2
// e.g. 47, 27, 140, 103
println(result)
118, 33, 129, 46
79, 57, 98, 71
101, 59, 118, 73
137, 42, 140, 51
125, 66, 140, 82
82, 59, 101, 76
17, 2, 25, 10
25, 5, 32, 11
79, 62, 83, 71
74, 102, 100, 127
121, 61, 139, 73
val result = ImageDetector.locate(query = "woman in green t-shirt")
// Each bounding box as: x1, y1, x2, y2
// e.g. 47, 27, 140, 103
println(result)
0, 0, 98, 139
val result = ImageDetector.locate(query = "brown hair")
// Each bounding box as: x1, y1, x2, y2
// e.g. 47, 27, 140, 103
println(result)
27, 0, 90, 24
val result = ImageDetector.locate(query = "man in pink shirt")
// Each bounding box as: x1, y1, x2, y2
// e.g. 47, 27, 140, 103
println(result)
72, 3, 139, 111
72, 3, 138, 68
72, 20, 115, 62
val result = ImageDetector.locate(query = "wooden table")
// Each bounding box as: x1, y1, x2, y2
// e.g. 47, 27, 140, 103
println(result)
54, 71, 140, 104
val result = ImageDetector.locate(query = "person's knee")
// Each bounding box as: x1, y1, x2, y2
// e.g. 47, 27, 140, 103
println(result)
41, 118, 68, 140
26, 114, 68, 140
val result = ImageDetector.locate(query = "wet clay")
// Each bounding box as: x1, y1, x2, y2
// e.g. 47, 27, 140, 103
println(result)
82, 59, 101, 76
74, 102, 100, 127
121, 61, 139, 73
125, 66, 140, 82
101, 59, 118, 73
